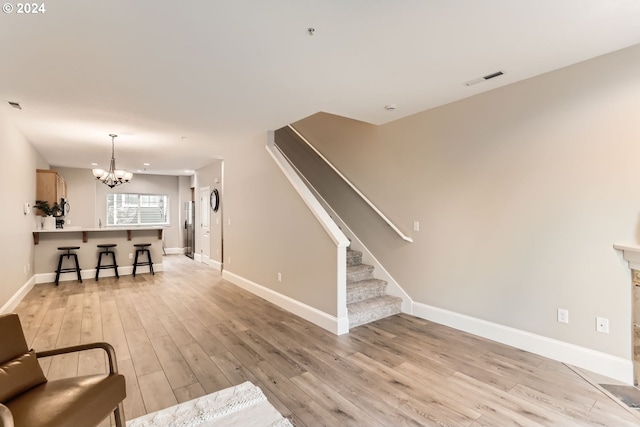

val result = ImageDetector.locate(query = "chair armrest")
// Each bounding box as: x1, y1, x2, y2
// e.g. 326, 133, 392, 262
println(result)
0, 403, 14, 427
36, 342, 119, 374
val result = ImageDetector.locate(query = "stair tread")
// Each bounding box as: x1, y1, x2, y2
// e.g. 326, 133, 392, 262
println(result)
347, 278, 387, 291
347, 264, 374, 273
347, 295, 402, 314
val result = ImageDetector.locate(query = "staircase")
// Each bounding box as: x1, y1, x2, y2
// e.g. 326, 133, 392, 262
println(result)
347, 248, 402, 328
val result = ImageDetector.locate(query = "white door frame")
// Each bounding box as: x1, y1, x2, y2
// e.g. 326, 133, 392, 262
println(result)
199, 186, 211, 264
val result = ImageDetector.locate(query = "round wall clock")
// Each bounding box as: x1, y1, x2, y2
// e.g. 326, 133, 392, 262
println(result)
210, 188, 220, 212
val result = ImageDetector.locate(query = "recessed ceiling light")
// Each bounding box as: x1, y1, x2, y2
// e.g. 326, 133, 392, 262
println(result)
143, 163, 150, 166
384, 104, 397, 111
90, 162, 98, 166
8, 101, 22, 110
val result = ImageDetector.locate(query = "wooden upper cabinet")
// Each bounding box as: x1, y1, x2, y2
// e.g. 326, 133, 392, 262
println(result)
36, 169, 67, 209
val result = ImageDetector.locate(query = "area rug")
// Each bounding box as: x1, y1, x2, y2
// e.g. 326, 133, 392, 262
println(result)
127, 381, 293, 427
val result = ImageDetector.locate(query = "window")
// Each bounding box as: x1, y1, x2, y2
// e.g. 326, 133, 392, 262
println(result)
107, 193, 169, 226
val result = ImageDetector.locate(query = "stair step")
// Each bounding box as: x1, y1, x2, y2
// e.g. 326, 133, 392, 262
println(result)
347, 264, 374, 283
346, 249, 363, 266
347, 295, 402, 328
347, 279, 387, 304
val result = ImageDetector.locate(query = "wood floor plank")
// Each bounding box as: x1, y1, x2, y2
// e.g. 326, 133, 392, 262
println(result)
179, 342, 231, 393
13, 255, 640, 427
101, 299, 131, 362
174, 382, 206, 403
114, 291, 144, 332
118, 358, 146, 421
125, 329, 162, 376
149, 334, 198, 390
137, 370, 178, 413
289, 371, 385, 427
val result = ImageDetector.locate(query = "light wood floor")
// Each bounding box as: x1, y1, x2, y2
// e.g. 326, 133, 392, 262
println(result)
13, 255, 640, 426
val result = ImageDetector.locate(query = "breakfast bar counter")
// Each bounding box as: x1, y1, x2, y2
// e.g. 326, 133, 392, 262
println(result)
33, 226, 164, 244
33, 226, 166, 283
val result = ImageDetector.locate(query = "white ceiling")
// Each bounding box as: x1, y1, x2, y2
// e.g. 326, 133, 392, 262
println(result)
2, 1, 640, 176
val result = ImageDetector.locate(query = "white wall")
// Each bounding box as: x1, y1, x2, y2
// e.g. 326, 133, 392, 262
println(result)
293, 44, 640, 359
194, 160, 223, 266
0, 107, 48, 311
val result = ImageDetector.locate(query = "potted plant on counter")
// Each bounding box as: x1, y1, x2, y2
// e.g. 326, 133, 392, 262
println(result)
35, 200, 61, 230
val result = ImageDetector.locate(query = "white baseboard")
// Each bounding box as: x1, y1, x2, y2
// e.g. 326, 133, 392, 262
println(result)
35, 263, 164, 284
207, 259, 222, 272
0, 275, 36, 314
412, 301, 633, 384
222, 270, 349, 335
191, 253, 221, 271
164, 247, 184, 255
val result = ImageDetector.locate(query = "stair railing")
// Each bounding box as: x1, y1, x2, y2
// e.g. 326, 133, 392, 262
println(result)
288, 125, 413, 243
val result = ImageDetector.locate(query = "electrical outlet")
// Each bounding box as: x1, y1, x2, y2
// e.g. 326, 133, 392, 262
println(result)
596, 317, 610, 334
228, 256, 231, 264
557, 308, 569, 324
413, 221, 420, 232
277, 272, 282, 282
129, 253, 133, 259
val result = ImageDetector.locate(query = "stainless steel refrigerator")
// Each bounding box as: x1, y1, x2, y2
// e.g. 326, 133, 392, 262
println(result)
184, 201, 195, 258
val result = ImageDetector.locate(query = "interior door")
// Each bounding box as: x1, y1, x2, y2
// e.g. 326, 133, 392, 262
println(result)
199, 186, 210, 264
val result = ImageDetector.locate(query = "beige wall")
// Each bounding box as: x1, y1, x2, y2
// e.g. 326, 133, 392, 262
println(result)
54, 167, 96, 228
219, 133, 339, 316
293, 43, 640, 358
0, 108, 48, 310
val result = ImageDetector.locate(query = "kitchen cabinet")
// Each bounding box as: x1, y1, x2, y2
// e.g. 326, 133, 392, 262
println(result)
36, 169, 66, 214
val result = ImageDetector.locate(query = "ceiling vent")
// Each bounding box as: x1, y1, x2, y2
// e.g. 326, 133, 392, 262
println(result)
8, 101, 22, 110
464, 70, 505, 87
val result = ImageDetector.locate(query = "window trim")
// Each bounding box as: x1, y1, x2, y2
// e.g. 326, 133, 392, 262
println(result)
107, 193, 170, 226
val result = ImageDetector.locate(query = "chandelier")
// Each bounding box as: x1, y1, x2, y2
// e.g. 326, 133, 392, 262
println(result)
92, 134, 133, 188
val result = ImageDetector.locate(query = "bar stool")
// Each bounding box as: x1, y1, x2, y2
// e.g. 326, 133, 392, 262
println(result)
55, 246, 82, 286
95, 243, 119, 280
133, 243, 154, 277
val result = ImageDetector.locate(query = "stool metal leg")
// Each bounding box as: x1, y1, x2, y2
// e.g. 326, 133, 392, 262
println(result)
133, 250, 139, 277
55, 254, 64, 286
111, 251, 119, 279
147, 250, 154, 275
96, 252, 103, 281
71, 253, 82, 283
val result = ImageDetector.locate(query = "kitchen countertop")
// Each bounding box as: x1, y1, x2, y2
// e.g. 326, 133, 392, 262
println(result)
34, 226, 167, 232
33, 226, 166, 244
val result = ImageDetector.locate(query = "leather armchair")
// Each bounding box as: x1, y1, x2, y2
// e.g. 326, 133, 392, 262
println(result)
0, 313, 126, 427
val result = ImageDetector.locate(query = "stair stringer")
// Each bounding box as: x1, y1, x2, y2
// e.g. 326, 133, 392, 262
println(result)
288, 167, 413, 316
267, 133, 351, 335
335, 215, 413, 316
